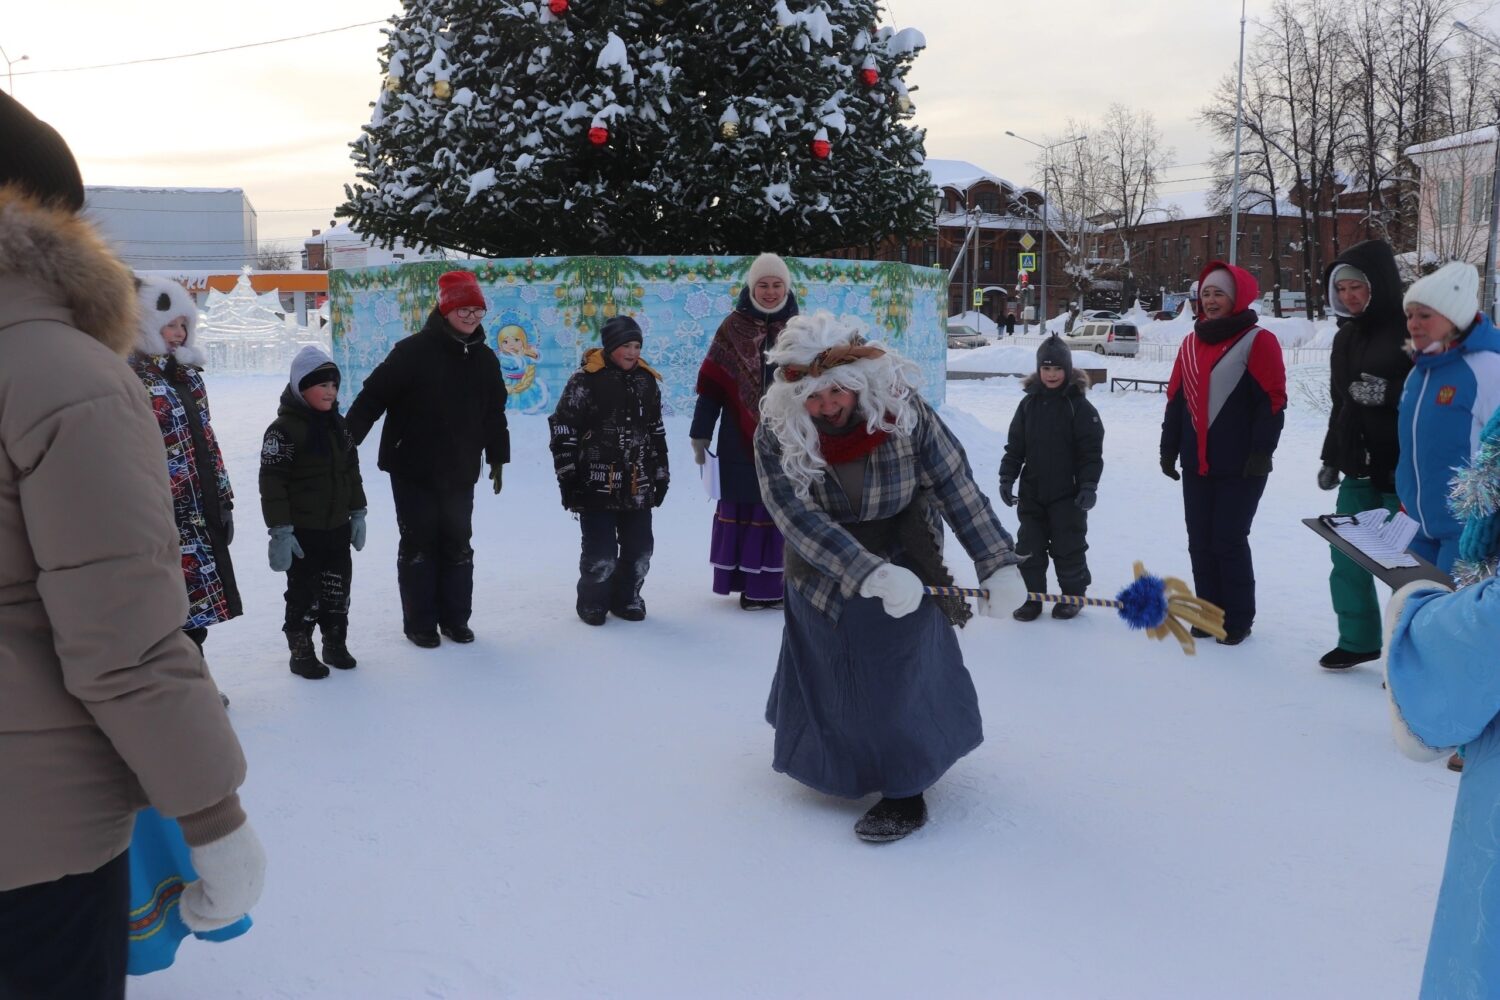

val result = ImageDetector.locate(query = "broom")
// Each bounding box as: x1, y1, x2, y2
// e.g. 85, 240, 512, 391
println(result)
924, 561, 1227, 655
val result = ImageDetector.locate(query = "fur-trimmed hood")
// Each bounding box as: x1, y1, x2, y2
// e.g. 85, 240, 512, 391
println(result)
0, 185, 137, 356
134, 274, 205, 367
1021, 367, 1091, 395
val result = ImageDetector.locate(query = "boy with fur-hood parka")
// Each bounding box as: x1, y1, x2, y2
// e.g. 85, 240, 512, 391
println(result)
0, 92, 261, 998
129, 275, 243, 648
259, 345, 368, 679
998, 335, 1104, 620
1316, 239, 1412, 669
548, 316, 670, 625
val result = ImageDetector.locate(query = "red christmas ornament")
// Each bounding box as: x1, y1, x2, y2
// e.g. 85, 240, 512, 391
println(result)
588, 125, 609, 146
549, 0, 569, 13
810, 127, 831, 160
860, 67, 879, 87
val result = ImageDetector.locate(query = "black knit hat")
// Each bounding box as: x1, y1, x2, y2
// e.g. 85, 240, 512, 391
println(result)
1037, 334, 1071, 374
600, 315, 643, 354
0, 92, 85, 213
298, 362, 341, 392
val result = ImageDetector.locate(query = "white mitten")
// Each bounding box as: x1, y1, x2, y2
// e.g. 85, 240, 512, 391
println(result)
858, 563, 925, 618
690, 439, 709, 466
976, 565, 1027, 619
179, 822, 267, 932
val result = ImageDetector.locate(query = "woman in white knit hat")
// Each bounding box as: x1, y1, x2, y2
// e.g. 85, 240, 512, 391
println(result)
690, 252, 798, 610
1395, 260, 1500, 574
755, 311, 1025, 842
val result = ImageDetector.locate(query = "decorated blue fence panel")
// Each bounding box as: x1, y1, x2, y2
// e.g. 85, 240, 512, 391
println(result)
328, 255, 948, 416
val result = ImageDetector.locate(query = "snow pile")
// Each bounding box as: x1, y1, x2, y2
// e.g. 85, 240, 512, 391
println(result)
947, 344, 1100, 374
947, 311, 999, 337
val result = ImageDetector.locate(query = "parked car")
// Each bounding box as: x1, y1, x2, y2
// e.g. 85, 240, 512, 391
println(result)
947, 329, 987, 349
1064, 320, 1139, 357
1081, 309, 1123, 321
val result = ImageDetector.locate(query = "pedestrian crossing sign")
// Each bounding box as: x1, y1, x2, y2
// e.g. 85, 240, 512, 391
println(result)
1019, 252, 1037, 272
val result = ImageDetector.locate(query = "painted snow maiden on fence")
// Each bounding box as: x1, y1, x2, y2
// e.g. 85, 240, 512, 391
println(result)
549, 316, 670, 626
260, 345, 367, 679
755, 311, 1025, 843
998, 334, 1104, 622
1160, 261, 1287, 646
692, 253, 798, 610
129, 275, 243, 656
1315, 239, 1412, 671
1395, 260, 1500, 575
1383, 407, 1500, 999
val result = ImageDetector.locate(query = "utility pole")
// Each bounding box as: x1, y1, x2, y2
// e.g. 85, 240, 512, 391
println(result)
1007, 130, 1086, 330
1230, 0, 1247, 265
1455, 21, 1500, 315
0, 45, 28, 95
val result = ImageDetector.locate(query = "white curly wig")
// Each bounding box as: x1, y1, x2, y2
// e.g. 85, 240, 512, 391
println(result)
759, 310, 922, 497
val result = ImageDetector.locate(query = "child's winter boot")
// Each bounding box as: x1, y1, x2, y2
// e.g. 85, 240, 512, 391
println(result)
1012, 600, 1043, 622
320, 624, 357, 670
1052, 600, 1082, 620
288, 628, 329, 679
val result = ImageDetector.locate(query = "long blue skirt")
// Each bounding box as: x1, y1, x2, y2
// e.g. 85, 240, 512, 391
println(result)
765, 583, 983, 799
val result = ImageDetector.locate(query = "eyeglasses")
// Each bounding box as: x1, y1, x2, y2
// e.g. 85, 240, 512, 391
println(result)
454, 307, 486, 320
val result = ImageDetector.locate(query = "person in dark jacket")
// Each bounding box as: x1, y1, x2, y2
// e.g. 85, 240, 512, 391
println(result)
998, 335, 1104, 621
345, 270, 509, 648
549, 316, 670, 625
129, 276, 243, 656
1161, 261, 1287, 645
1315, 239, 1412, 670
691, 253, 798, 610
260, 346, 367, 678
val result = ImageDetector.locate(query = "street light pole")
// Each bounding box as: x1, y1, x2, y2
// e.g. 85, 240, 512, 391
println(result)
1455, 20, 1500, 316
0, 45, 29, 94
1230, 0, 1247, 265
1007, 130, 1086, 329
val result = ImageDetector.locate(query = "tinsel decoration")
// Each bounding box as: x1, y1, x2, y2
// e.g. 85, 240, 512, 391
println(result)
383, 74, 402, 93
1449, 409, 1500, 585
432, 79, 452, 101
718, 106, 740, 140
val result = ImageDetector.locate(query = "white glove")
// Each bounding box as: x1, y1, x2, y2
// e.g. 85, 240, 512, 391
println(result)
179, 822, 267, 932
858, 563, 925, 618
690, 438, 709, 466
976, 565, 1027, 619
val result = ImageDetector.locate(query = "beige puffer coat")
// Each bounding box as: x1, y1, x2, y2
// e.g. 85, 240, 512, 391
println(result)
0, 186, 247, 890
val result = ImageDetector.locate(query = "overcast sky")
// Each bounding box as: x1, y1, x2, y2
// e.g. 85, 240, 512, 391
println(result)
8, 1, 1500, 259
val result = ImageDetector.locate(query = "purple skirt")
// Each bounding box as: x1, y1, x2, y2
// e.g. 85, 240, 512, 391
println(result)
710, 500, 784, 600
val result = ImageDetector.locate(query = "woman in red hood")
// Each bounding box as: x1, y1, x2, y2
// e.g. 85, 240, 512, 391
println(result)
1160, 262, 1288, 645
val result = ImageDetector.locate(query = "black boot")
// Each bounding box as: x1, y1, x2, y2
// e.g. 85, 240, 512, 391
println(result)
854, 794, 928, 842
577, 606, 607, 626
1051, 601, 1082, 620
320, 624, 357, 670
405, 630, 440, 648
1012, 600, 1043, 622
288, 629, 329, 679
1319, 646, 1379, 670
611, 598, 647, 622
739, 592, 784, 611
439, 624, 475, 643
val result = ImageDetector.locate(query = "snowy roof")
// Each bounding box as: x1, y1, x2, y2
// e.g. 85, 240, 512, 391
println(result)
305, 222, 360, 245
1136, 187, 1298, 223
1406, 125, 1498, 158
86, 185, 247, 196
923, 158, 1037, 198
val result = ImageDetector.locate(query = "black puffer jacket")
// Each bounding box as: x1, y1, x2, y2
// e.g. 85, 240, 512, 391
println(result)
999, 368, 1105, 504
1320, 240, 1411, 492
345, 308, 510, 489
259, 385, 367, 530
549, 349, 670, 511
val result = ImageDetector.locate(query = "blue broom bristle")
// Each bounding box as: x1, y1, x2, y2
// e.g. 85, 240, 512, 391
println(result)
1115, 574, 1169, 630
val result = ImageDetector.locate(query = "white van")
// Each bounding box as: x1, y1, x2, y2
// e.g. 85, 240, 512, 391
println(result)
1064, 320, 1139, 357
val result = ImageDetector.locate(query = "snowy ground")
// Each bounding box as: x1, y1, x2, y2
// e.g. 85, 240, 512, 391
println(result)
133, 364, 1454, 999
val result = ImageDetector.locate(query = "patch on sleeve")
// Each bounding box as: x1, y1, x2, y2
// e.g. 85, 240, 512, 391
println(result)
261, 428, 295, 466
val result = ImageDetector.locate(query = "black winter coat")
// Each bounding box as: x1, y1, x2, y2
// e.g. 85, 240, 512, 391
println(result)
549, 349, 670, 512
1320, 240, 1411, 492
259, 386, 368, 530
344, 309, 510, 489
999, 369, 1105, 504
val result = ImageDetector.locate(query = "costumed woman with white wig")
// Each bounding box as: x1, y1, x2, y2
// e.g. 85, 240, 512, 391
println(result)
754, 311, 1026, 842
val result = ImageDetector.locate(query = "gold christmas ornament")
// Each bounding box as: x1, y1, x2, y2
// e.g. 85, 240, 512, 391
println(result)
432, 79, 453, 100
384, 74, 402, 93
897, 95, 913, 112
720, 119, 739, 140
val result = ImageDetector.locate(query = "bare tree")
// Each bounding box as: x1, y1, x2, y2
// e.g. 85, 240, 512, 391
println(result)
254, 244, 298, 271
1024, 118, 1111, 314
1096, 104, 1175, 304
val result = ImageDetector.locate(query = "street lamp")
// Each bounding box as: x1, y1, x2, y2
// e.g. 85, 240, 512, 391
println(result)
0, 45, 28, 95
1453, 20, 1500, 315
1006, 130, 1087, 329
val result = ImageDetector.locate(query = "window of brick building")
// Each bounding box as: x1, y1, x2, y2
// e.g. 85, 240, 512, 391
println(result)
1471, 174, 1493, 225
982, 249, 992, 271
1250, 230, 1263, 256
1439, 178, 1461, 227
1215, 233, 1225, 256
899, 244, 909, 263
926, 242, 938, 266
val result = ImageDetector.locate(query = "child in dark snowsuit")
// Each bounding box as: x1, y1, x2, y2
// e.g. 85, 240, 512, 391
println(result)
998, 335, 1104, 621
259, 345, 367, 679
549, 316, 670, 625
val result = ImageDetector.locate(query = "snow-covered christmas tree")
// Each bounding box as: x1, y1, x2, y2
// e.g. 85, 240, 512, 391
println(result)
339, 0, 931, 257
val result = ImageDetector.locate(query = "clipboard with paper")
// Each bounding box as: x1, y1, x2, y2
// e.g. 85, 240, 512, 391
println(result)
1302, 508, 1452, 589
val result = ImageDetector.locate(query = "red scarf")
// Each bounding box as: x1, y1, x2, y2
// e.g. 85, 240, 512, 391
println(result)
818, 424, 889, 464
